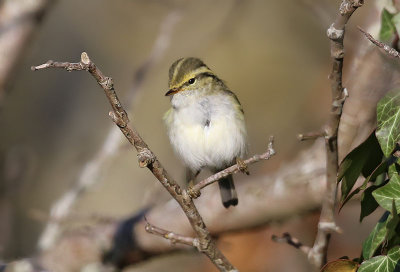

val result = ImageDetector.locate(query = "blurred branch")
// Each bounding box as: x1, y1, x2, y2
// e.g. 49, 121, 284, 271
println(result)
271, 233, 311, 255
35, 10, 181, 251
298, 131, 326, 141
0, 0, 55, 109
1, 139, 326, 271
32, 52, 237, 271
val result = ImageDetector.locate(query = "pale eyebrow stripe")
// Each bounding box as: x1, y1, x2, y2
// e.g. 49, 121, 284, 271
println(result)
171, 58, 187, 83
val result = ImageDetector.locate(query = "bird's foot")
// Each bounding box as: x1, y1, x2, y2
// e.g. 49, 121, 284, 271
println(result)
236, 157, 250, 175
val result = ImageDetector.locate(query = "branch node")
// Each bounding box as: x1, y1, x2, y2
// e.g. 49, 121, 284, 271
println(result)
108, 111, 127, 128
193, 238, 200, 250
327, 24, 344, 40
339, 0, 363, 15
268, 135, 276, 156
137, 148, 155, 168
81, 52, 90, 65
318, 221, 342, 234
187, 187, 201, 199
332, 87, 348, 115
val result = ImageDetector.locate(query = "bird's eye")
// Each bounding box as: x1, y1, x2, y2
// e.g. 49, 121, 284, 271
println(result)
188, 78, 196, 84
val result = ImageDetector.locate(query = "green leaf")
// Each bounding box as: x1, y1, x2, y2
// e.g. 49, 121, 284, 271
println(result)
320, 259, 358, 272
360, 185, 381, 222
363, 212, 391, 259
389, 163, 399, 178
358, 246, 400, 272
340, 187, 361, 212
363, 157, 392, 188
373, 174, 400, 213
376, 89, 400, 157
392, 13, 400, 38
338, 131, 383, 203
386, 200, 400, 242
379, 9, 396, 41
362, 134, 385, 178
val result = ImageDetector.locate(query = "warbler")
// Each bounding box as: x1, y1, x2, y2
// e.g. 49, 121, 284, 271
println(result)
163, 57, 248, 208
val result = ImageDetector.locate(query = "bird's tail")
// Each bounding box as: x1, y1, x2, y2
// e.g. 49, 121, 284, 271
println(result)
218, 174, 238, 208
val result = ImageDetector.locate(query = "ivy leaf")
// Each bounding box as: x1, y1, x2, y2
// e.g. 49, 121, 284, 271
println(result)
360, 184, 383, 222
379, 8, 396, 41
363, 157, 392, 188
376, 89, 400, 158
320, 259, 358, 272
362, 212, 391, 259
362, 134, 385, 178
358, 246, 400, 272
386, 200, 400, 242
373, 174, 400, 213
338, 131, 382, 204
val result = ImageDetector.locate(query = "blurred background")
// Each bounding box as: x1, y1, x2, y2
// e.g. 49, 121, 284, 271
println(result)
0, 0, 388, 271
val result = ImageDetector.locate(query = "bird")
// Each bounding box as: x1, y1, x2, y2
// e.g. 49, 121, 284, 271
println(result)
163, 57, 248, 208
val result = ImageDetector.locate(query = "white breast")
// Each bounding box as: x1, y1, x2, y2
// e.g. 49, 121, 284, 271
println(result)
165, 92, 247, 171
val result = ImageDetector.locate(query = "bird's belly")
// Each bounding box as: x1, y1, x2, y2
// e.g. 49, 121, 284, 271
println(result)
170, 114, 246, 171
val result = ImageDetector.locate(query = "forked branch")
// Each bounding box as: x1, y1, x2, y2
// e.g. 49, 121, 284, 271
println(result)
272, 0, 364, 268
188, 136, 275, 198
32, 52, 237, 271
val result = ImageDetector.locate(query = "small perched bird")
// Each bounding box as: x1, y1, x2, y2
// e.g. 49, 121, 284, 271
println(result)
164, 57, 248, 208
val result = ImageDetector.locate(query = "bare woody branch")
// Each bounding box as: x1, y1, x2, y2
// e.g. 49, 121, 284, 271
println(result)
188, 136, 275, 198
32, 53, 238, 272
36, 10, 181, 251
1, 138, 326, 271
358, 26, 400, 58
274, 0, 364, 268
308, 0, 363, 267
144, 218, 196, 247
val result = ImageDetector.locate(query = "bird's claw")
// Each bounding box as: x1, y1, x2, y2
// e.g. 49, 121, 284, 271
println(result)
236, 157, 249, 175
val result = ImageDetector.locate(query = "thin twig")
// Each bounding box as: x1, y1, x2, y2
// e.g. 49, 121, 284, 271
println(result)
188, 136, 275, 198
298, 131, 326, 141
0, 0, 55, 109
358, 26, 400, 58
144, 218, 196, 247
271, 233, 311, 255
32, 53, 237, 272
36, 10, 181, 251
307, 0, 364, 268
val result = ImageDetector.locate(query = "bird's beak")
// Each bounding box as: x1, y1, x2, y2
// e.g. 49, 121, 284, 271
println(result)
165, 87, 180, 96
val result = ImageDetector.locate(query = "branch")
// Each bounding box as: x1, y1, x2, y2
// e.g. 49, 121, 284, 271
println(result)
271, 233, 311, 255
307, 0, 363, 267
145, 219, 196, 247
0, 0, 55, 109
36, 10, 181, 251
188, 136, 275, 198
32, 53, 237, 272
2, 139, 326, 270
358, 26, 400, 58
